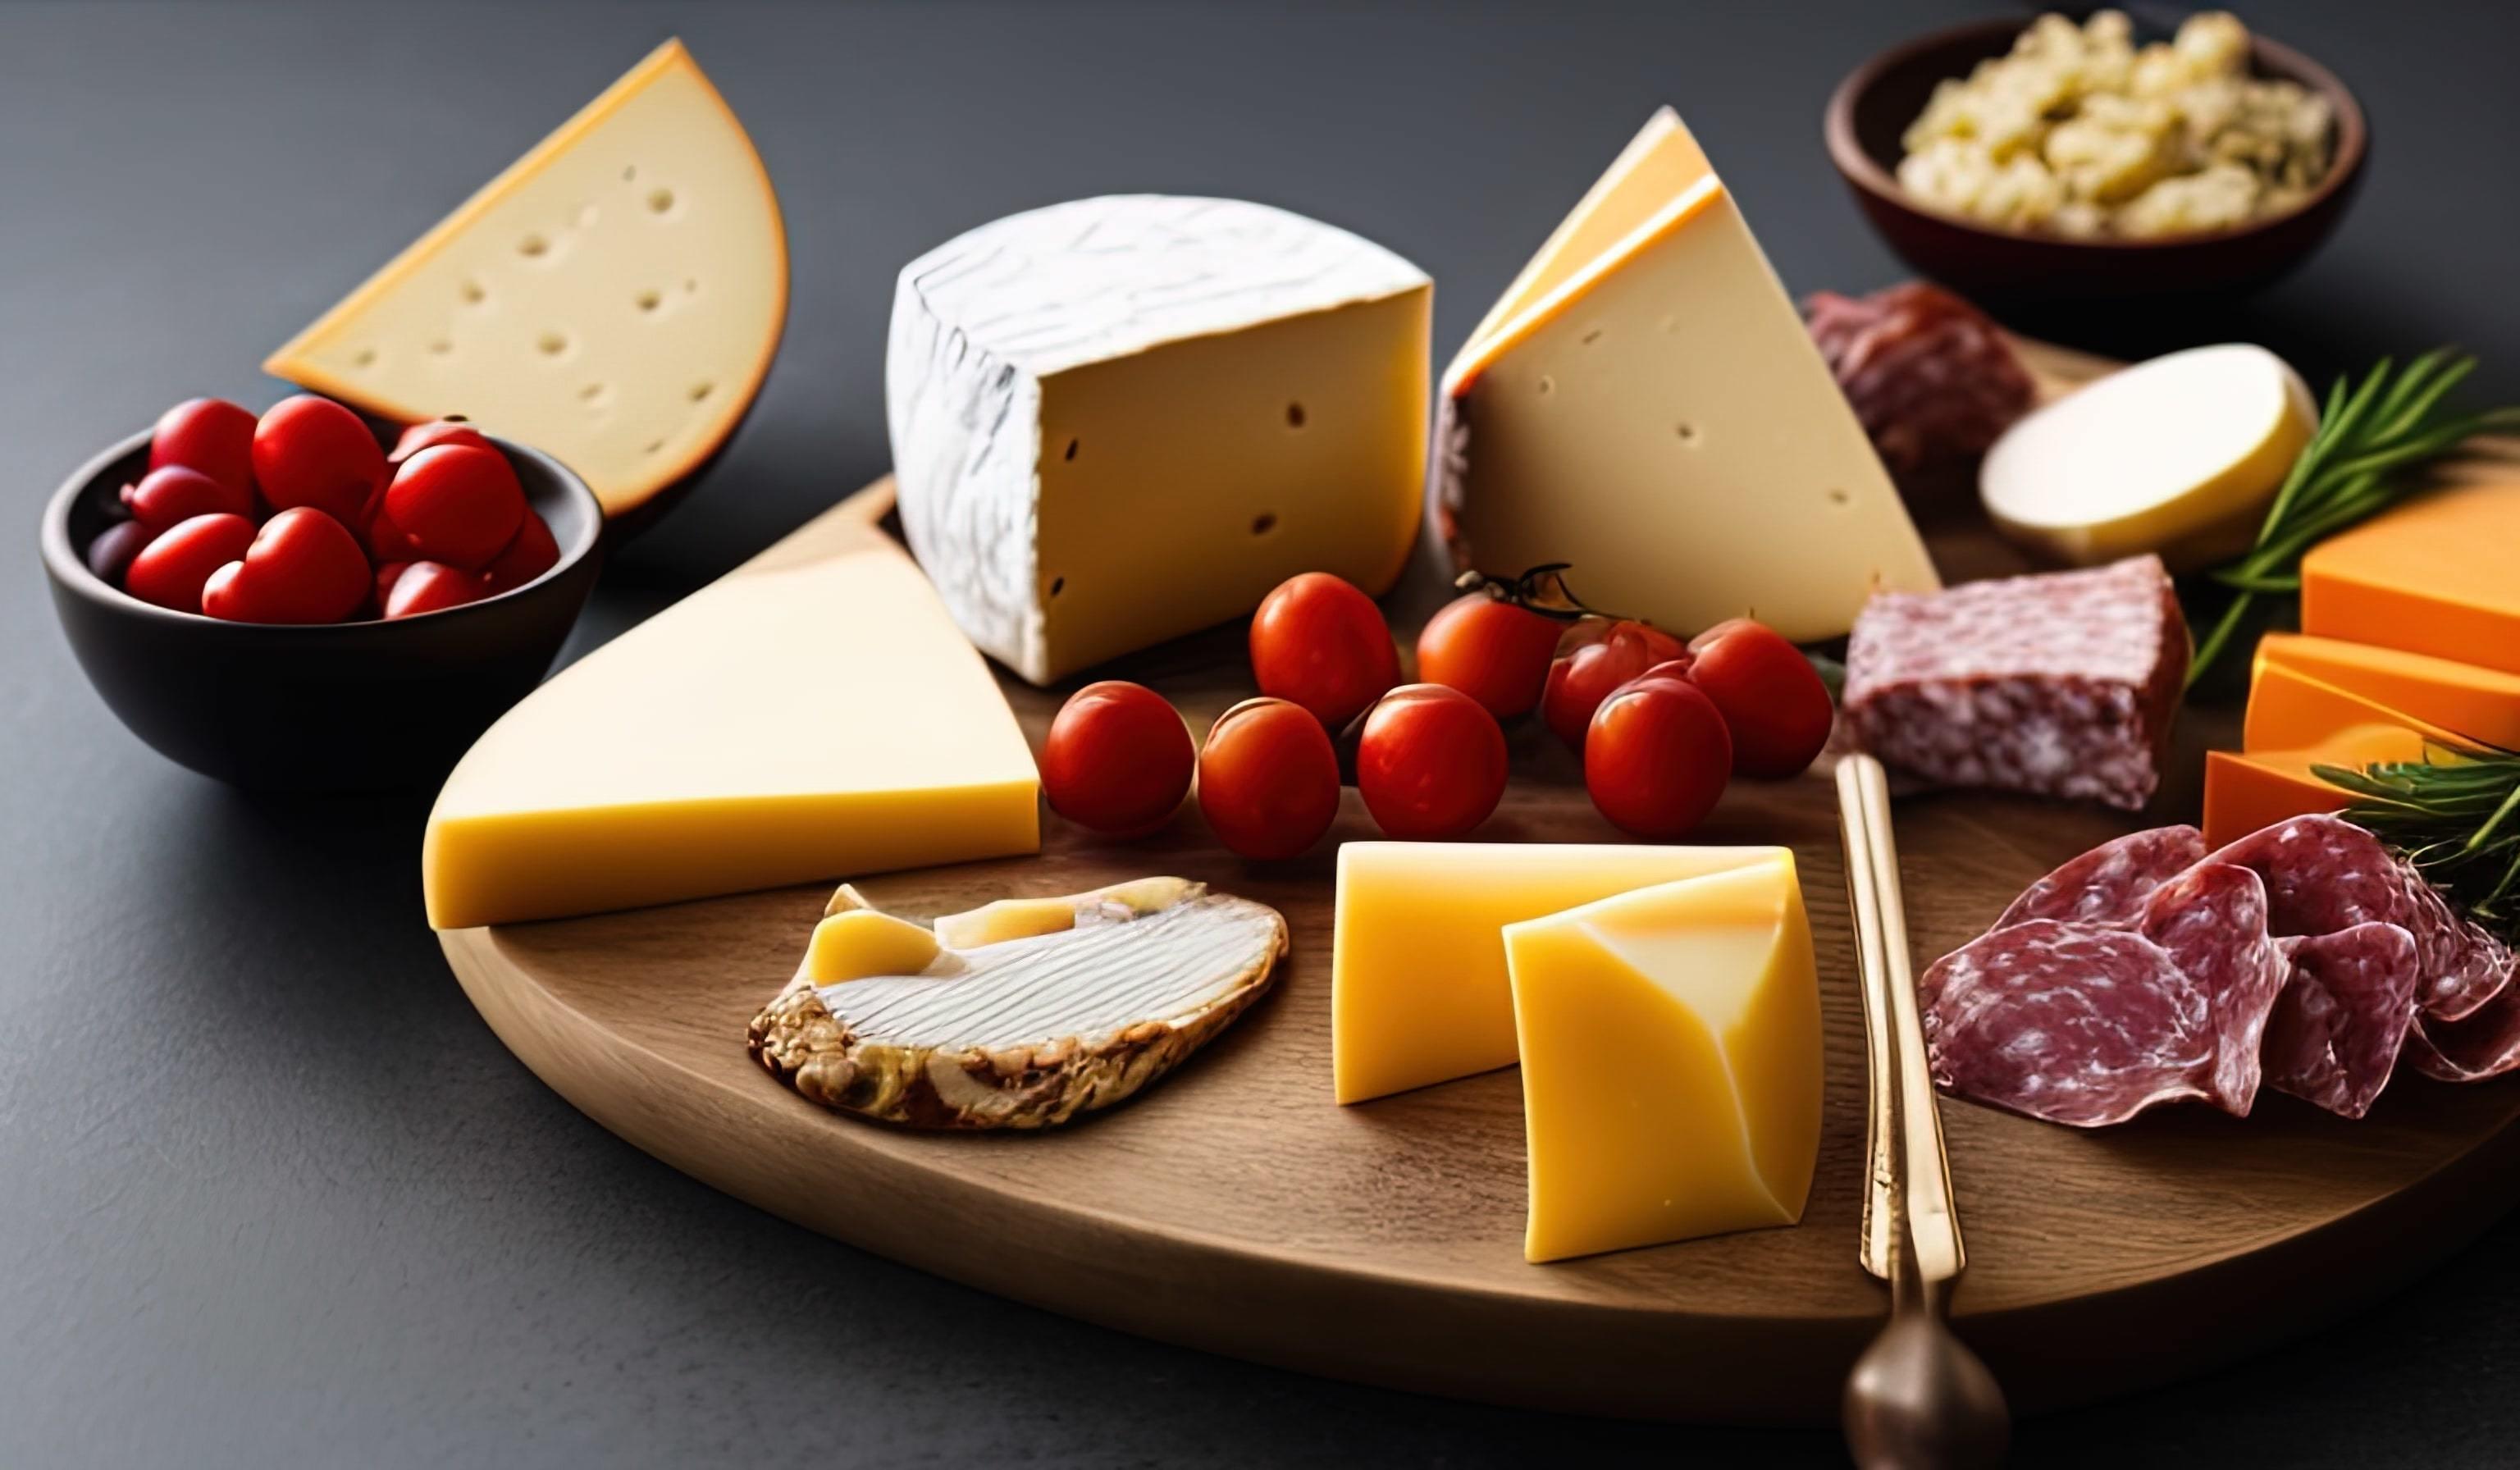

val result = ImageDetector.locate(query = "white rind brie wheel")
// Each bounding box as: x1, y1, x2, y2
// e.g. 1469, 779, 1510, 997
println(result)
748, 879, 1289, 1130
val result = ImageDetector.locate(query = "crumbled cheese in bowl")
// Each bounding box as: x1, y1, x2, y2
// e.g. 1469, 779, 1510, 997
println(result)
1896, 11, 2335, 240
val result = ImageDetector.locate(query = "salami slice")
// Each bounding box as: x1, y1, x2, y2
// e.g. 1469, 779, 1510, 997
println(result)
1921, 861, 2279, 1126
2262, 924, 2422, 1119
1993, 825, 2207, 930
2206, 815, 2513, 1020
2404, 975, 2520, 1083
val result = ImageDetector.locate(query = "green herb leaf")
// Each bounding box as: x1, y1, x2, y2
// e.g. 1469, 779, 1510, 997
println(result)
2326, 744, 2520, 945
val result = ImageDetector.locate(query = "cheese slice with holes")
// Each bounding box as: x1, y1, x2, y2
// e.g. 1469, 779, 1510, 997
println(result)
1431, 109, 1934, 641
888, 196, 1430, 685
422, 499, 1037, 929
1503, 855, 1820, 1262
265, 39, 786, 523
1331, 841, 1785, 1103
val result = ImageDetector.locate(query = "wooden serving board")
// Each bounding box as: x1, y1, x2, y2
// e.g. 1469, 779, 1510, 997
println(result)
440, 343, 2520, 1423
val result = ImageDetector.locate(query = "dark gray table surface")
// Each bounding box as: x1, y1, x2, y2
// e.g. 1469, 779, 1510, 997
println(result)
7, 2, 2518, 1465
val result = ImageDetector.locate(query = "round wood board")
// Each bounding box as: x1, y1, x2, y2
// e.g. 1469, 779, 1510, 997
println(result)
439, 340, 2520, 1423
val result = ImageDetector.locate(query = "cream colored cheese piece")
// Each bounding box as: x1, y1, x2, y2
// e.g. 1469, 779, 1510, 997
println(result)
1331, 841, 1789, 1104
931, 876, 1196, 949
421, 501, 1039, 929
1504, 856, 1821, 1263
263, 40, 786, 522
749, 879, 1289, 1129
804, 910, 945, 986
1982, 343, 2317, 569
888, 196, 1430, 684
1433, 108, 1935, 643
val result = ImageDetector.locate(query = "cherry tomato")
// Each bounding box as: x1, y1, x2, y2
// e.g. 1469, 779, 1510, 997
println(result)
1584, 661, 1732, 838
251, 395, 383, 525
149, 398, 258, 505
1685, 619, 1834, 779
123, 512, 257, 614
1197, 697, 1340, 860
1541, 619, 1688, 750
380, 445, 527, 569
374, 560, 413, 606
383, 561, 489, 620
1041, 681, 1196, 837
199, 507, 371, 624
389, 417, 493, 464
1418, 591, 1562, 719
1355, 683, 1508, 839
85, 520, 159, 586
1249, 572, 1400, 728
121, 464, 253, 531
481, 509, 560, 595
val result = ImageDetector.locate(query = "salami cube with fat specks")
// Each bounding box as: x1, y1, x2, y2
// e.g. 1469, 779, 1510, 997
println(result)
1842, 554, 2188, 810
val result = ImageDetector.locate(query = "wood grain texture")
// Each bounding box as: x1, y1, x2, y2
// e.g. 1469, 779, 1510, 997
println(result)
439, 341, 2520, 1423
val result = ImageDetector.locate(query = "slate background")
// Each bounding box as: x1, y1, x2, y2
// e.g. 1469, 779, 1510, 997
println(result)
5, 2, 2518, 1464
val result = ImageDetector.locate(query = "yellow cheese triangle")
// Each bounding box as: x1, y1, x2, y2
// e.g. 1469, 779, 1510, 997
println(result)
422, 492, 1039, 929
266, 40, 787, 522
1504, 856, 1821, 1263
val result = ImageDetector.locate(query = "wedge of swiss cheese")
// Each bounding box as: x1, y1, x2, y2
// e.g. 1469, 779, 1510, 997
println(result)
267, 40, 786, 523
1432, 108, 1936, 641
422, 495, 1039, 930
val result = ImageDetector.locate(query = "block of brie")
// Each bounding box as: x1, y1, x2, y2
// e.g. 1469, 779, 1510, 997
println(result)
1503, 853, 1822, 1263
749, 878, 1287, 1130
888, 196, 1431, 684
1434, 109, 1935, 643
1982, 344, 2317, 570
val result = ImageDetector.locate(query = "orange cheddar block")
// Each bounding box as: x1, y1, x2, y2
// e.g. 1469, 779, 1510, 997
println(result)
2255, 633, 2520, 751
2301, 482, 2520, 677
2243, 661, 2462, 754
2204, 724, 2426, 849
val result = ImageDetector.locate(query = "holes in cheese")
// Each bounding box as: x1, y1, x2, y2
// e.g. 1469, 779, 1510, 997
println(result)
1981, 344, 2317, 570
264, 39, 786, 525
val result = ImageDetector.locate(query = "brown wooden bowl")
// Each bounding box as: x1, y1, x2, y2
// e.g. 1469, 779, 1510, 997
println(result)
1825, 16, 2367, 304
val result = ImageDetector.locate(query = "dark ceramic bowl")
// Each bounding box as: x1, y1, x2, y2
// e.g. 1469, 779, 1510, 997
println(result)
1826, 16, 2367, 303
42, 427, 603, 792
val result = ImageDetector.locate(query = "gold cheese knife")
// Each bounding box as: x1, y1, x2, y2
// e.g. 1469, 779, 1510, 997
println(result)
1836, 753, 2008, 1470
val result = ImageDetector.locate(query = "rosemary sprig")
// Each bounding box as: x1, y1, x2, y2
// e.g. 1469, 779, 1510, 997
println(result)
2315, 745, 2520, 945
2185, 349, 2520, 690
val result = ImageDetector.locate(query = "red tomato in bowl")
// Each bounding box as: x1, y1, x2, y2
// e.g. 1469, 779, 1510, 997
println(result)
1356, 683, 1508, 839
1584, 661, 1732, 838
1685, 619, 1834, 778
1198, 697, 1340, 860
1541, 619, 1688, 750
1249, 572, 1399, 728
1042, 681, 1196, 837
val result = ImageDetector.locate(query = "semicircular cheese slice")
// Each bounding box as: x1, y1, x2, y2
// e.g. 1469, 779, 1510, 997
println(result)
264, 39, 787, 523
1981, 343, 2316, 570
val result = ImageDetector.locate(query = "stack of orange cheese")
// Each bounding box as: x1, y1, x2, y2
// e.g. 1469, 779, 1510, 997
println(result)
2204, 481, 2520, 847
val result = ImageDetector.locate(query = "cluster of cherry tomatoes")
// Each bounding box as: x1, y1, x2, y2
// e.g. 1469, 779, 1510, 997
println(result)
1039, 565, 1834, 860
88, 396, 559, 623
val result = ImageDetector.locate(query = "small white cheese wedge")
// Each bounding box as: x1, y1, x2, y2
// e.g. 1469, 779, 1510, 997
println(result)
750, 879, 1287, 1130
1981, 343, 2317, 569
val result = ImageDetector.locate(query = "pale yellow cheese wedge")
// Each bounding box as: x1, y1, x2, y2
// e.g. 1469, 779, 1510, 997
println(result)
804, 909, 944, 985
1503, 855, 1821, 1263
1330, 842, 1785, 1104
931, 877, 1195, 949
1981, 343, 2316, 570
266, 41, 786, 522
422, 500, 1039, 929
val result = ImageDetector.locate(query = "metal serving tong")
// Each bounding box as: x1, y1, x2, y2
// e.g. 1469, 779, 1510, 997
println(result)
1835, 752, 2009, 1470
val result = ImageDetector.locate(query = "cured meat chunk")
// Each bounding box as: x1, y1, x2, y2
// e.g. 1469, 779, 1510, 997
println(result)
1804, 283, 2034, 477
2262, 924, 2422, 1119
2206, 815, 2513, 1020
1994, 824, 2207, 929
1842, 555, 2189, 810
1921, 861, 2279, 1126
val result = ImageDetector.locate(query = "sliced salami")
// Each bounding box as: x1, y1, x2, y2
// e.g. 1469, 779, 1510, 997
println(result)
2262, 924, 2422, 1119
1994, 825, 2207, 930
2405, 979, 2520, 1083
1921, 861, 2277, 1126
2206, 815, 2513, 1021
